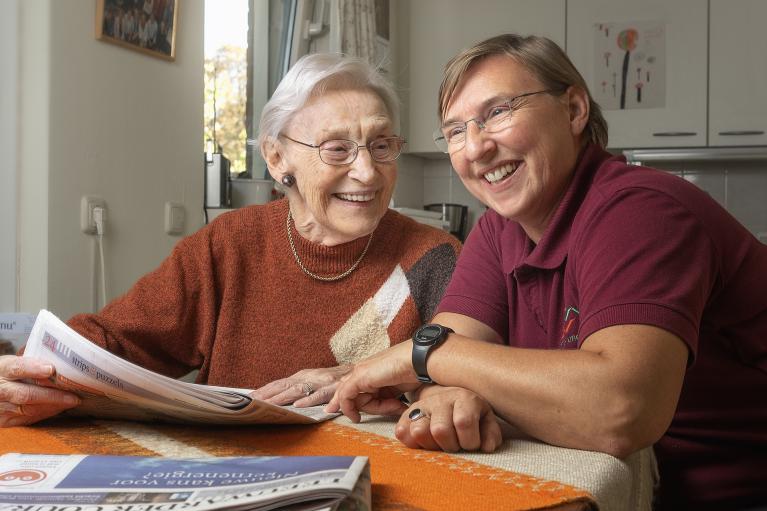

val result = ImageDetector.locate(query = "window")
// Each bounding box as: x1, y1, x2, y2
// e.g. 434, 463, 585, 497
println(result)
203, 0, 249, 177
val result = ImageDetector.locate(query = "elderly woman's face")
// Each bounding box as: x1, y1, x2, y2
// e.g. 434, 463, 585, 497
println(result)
278, 88, 397, 245
444, 55, 587, 241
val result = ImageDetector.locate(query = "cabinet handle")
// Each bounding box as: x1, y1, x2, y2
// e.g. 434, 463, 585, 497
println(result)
718, 130, 765, 136
652, 132, 698, 137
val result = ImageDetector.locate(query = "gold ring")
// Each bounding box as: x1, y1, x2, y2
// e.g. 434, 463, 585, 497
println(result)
16, 404, 24, 416
302, 382, 314, 396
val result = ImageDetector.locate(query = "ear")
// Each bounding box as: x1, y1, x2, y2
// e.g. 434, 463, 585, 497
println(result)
566, 86, 590, 138
262, 136, 287, 182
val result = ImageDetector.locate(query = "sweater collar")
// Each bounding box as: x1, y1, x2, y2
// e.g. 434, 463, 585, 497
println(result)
275, 199, 384, 278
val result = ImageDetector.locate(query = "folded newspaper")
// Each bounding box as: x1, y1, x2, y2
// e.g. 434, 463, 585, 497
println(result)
0, 453, 371, 511
21, 310, 339, 425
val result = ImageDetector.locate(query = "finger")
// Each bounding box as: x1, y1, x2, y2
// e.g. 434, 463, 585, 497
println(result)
250, 379, 292, 400
324, 391, 340, 413
294, 384, 336, 408
0, 380, 81, 407
265, 382, 311, 406
395, 410, 420, 448
479, 411, 503, 453
408, 410, 440, 451
351, 395, 407, 416
0, 356, 55, 381
452, 401, 483, 452
0, 402, 74, 428
336, 384, 364, 423
429, 404, 461, 452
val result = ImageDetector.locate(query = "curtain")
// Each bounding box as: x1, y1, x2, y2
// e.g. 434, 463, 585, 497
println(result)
338, 0, 377, 66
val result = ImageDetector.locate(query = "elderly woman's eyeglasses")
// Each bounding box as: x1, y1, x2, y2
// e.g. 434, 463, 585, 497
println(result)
281, 135, 406, 166
433, 89, 563, 153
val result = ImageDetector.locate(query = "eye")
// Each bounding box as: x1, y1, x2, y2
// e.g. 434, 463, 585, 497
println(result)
370, 138, 391, 151
445, 124, 466, 141
487, 104, 512, 118
322, 140, 351, 153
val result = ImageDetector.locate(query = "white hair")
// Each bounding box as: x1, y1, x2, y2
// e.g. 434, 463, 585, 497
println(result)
257, 53, 400, 153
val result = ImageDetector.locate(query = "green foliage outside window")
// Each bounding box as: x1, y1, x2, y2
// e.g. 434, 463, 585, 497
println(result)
204, 45, 247, 176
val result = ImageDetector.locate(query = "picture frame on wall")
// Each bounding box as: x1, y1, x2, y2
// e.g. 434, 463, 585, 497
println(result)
95, 0, 178, 61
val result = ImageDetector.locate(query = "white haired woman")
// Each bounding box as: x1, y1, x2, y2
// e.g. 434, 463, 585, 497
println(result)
0, 53, 461, 427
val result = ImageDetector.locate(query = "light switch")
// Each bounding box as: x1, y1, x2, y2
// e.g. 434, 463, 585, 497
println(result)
164, 202, 185, 235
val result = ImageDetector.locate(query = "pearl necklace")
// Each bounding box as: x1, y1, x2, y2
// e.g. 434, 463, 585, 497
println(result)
286, 210, 374, 282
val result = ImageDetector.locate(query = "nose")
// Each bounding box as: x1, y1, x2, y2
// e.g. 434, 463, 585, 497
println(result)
462, 120, 495, 162
348, 147, 377, 183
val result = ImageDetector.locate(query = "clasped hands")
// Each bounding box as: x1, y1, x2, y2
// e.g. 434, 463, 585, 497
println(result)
326, 340, 503, 453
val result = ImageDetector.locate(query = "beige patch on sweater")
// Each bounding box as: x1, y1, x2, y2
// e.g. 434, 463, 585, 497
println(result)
330, 299, 390, 365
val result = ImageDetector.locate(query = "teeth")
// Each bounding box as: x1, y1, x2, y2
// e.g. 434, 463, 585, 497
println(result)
336, 192, 375, 202
484, 163, 518, 183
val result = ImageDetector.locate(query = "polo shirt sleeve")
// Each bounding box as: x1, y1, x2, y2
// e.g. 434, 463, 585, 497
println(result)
437, 213, 510, 340
574, 187, 718, 359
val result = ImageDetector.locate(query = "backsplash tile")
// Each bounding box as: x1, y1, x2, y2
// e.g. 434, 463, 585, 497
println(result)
656, 159, 767, 243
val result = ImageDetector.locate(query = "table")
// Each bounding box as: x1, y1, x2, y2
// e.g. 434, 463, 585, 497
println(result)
0, 415, 656, 510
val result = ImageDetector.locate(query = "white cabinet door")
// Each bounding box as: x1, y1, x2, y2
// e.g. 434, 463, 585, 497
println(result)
709, 0, 767, 147
403, 0, 565, 154
567, 0, 707, 149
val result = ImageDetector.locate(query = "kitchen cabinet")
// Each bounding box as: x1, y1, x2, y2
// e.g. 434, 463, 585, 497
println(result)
709, 0, 767, 147
567, 0, 708, 149
399, 0, 566, 154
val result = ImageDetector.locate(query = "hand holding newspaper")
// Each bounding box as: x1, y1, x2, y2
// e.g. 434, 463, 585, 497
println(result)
21, 310, 339, 425
0, 453, 371, 511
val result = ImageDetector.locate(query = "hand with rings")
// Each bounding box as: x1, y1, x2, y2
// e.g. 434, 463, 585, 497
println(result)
252, 365, 352, 407
0, 354, 81, 428
395, 386, 502, 453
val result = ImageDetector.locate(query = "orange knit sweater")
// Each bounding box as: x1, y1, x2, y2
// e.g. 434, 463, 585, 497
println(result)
67, 200, 461, 389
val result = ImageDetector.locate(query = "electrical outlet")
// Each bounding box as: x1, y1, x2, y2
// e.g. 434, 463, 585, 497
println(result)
164, 201, 185, 235
81, 196, 107, 234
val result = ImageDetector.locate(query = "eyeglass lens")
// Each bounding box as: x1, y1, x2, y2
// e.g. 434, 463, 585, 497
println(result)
434, 89, 558, 153
320, 137, 404, 165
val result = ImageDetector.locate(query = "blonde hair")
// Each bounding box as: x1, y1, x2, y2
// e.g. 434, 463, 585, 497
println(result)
438, 34, 608, 148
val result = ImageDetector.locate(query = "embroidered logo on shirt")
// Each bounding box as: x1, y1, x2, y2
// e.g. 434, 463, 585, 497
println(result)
560, 306, 580, 346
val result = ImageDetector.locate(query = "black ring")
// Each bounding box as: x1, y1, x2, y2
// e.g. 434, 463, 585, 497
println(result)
408, 408, 427, 421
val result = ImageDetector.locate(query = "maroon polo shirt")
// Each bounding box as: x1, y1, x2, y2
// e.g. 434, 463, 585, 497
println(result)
438, 143, 767, 510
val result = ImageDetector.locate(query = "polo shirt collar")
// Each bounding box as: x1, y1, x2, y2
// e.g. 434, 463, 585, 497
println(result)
511, 143, 613, 273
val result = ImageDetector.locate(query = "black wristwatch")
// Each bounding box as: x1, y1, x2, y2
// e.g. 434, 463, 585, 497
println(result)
412, 324, 454, 384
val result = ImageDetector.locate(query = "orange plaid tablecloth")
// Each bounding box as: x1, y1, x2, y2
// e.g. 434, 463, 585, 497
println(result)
0, 417, 594, 511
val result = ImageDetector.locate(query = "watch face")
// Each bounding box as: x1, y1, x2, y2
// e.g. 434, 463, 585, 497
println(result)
414, 324, 443, 345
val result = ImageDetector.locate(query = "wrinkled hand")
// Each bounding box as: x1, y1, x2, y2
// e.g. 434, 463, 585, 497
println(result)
326, 341, 421, 422
251, 366, 352, 407
396, 387, 502, 453
0, 355, 81, 427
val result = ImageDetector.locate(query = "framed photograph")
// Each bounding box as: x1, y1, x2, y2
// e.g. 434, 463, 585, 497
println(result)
95, 0, 178, 61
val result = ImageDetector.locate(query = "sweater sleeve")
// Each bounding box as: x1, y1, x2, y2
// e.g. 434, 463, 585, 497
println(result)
66, 226, 220, 379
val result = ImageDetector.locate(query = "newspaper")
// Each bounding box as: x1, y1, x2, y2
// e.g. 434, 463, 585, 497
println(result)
21, 310, 339, 425
0, 453, 371, 511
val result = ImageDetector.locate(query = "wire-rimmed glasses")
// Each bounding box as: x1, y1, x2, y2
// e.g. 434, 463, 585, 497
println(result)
433, 88, 564, 153
281, 135, 406, 165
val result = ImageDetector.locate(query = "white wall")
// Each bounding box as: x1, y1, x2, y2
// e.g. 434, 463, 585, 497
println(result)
0, 0, 19, 312
17, 0, 204, 319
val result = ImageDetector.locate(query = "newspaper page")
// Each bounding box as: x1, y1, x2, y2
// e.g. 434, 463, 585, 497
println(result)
21, 310, 338, 425
0, 453, 371, 511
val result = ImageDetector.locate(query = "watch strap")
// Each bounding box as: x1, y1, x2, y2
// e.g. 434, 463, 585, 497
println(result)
412, 324, 453, 384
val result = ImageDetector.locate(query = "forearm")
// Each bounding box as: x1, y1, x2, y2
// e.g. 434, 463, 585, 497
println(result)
426, 329, 685, 457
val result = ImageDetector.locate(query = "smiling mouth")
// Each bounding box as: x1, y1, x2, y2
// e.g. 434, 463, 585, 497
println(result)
334, 192, 376, 202
483, 162, 520, 184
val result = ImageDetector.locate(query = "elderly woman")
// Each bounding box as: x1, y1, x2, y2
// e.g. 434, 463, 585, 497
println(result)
330, 34, 767, 510
0, 53, 460, 427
